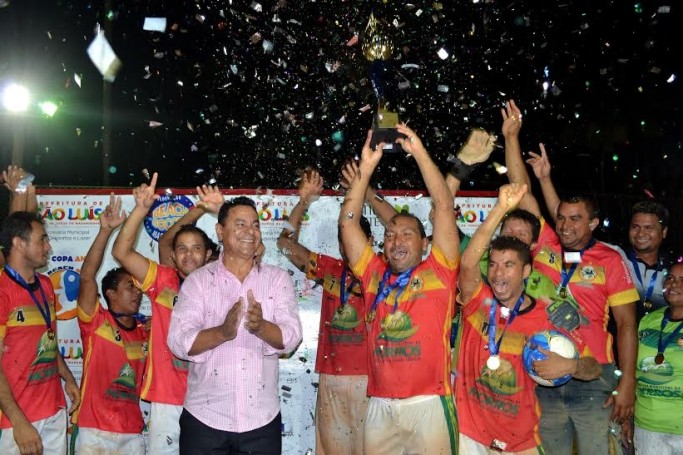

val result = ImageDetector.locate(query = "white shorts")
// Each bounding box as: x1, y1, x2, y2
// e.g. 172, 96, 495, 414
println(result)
364, 394, 457, 455
634, 425, 683, 455
459, 433, 542, 455
71, 426, 144, 454
148, 402, 182, 455
315, 374, 368, 455
0, 408, 67, 455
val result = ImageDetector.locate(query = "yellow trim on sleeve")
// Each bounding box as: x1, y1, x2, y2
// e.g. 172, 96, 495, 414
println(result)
431, 245, 459, 271
350, 244, 375, 279
608, 288, 640, 307
76, 300, 100, 323
457, 281, 484, 307
133, 259, 159, 292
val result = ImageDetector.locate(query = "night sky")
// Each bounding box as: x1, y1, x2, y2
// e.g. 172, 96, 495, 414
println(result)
1, 0, 681, 247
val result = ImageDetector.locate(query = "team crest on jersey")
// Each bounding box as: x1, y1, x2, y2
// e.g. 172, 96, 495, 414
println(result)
477, 357, 522, 396
32, 331, 59, 366
378, 310, 418, 342
331, 305, 362, 331
409, 276, 423, 292
580, 266, 596, 281
548, 252, 557, 264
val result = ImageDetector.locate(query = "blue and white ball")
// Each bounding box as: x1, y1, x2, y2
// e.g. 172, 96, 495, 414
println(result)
523, 330, 578, 387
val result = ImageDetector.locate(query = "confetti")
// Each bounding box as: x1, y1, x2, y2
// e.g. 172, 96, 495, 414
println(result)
86, 32, 121, 82
142, 17, 167, 33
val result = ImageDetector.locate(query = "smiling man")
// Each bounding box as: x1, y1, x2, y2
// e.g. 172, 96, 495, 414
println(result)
340, 125, 459, 454
0, 212, 80, 455
526, 146, 640, 455
113, 173, 219, 454
168, 197, 302, 454
611, 201, 671, 323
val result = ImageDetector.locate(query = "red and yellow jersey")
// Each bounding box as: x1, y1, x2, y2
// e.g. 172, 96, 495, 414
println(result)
0, 272, 65, 429
533, 220, 639, 363
134, 260, 189, 405
72, 303, 148, 433
352, 244, 458, 398
305, 253, 367, 376
456, 284, 556, 452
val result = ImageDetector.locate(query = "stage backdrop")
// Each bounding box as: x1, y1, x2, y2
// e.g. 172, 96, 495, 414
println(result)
39, 188, 496, 453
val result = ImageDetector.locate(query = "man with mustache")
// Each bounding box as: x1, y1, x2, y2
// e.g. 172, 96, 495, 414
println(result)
168, 196, 302, 454
340, 125, 459, 454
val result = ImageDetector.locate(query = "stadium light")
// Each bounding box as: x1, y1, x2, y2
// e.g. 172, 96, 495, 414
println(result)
2, 83, 31, 113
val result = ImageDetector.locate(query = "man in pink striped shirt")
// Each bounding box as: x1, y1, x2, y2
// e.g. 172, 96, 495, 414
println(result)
168, 196, 302, 454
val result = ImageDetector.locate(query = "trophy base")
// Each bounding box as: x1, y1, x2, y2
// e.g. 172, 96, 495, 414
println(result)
370, 108, 405, 152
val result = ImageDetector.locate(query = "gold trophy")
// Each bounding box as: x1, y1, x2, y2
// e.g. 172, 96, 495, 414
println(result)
363, 14, 402, 151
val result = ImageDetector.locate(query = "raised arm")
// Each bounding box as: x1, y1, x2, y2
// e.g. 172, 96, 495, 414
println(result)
501, 100, 541, 217
157, 184, 224, 267
447, 128, 496, 195
112, 173, 160, 283
339, 131, 382, 268
3, 166, 29, 214
276, 169, 323, 270
396, 123, 458, 261
79, 194, 126, 317
341, 160, 397, 227
526, 143, 560, 223
458, 183, 527, 303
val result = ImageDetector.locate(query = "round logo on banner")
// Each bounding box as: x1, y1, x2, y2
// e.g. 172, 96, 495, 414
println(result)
143, 195, 195, 241
48, 267, 81, 320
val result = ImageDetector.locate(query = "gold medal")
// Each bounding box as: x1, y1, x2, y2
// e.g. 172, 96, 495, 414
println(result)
366, 310, 376, 323
47, 328, 56, 340
643, 300, 652, 310
558, 287, 568, 299
655, 353, 665, 365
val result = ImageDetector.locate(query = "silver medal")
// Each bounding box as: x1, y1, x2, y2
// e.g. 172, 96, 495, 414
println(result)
486, 355, 501, 370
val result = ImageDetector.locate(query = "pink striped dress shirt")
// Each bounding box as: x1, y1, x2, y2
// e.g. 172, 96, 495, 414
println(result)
167, 256, 302, 432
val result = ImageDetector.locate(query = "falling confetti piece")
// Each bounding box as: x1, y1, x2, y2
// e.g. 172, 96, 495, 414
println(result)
143, 17, 167, 32
493, 162, 508, 174
86, 32, 122, 82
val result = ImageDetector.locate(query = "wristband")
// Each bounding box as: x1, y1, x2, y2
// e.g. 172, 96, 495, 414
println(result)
448, 156, 478, 181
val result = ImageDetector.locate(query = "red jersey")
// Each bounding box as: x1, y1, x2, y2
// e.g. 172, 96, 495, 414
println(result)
352, 244, 458, 398
305, 253, 367, 376
456, 284, 551, 452
134, 260, 189, 405
0, 272, 66, 429
72, 303, 148, 433
533, 220, 639, 363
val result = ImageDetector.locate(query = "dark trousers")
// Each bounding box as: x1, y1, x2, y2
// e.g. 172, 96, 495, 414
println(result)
179, 409, 282, 455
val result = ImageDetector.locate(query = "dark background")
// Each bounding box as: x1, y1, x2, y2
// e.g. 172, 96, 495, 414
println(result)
1, 0, 681, 252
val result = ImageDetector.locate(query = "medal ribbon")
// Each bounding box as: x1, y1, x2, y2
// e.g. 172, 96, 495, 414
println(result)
627, 252, 660, 303
487, 294, 525, 356
657, 309, 683, 357
369, 266, 416, 316
109, 310, 148, 324
339, 268, 350, 308
557, 239, 596, 297
4, 265, 53, 334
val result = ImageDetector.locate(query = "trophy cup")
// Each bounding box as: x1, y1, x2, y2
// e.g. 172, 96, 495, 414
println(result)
363, 14, 403, 152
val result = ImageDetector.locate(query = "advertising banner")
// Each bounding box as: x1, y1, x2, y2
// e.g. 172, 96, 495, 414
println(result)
38, 189, 496, 453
